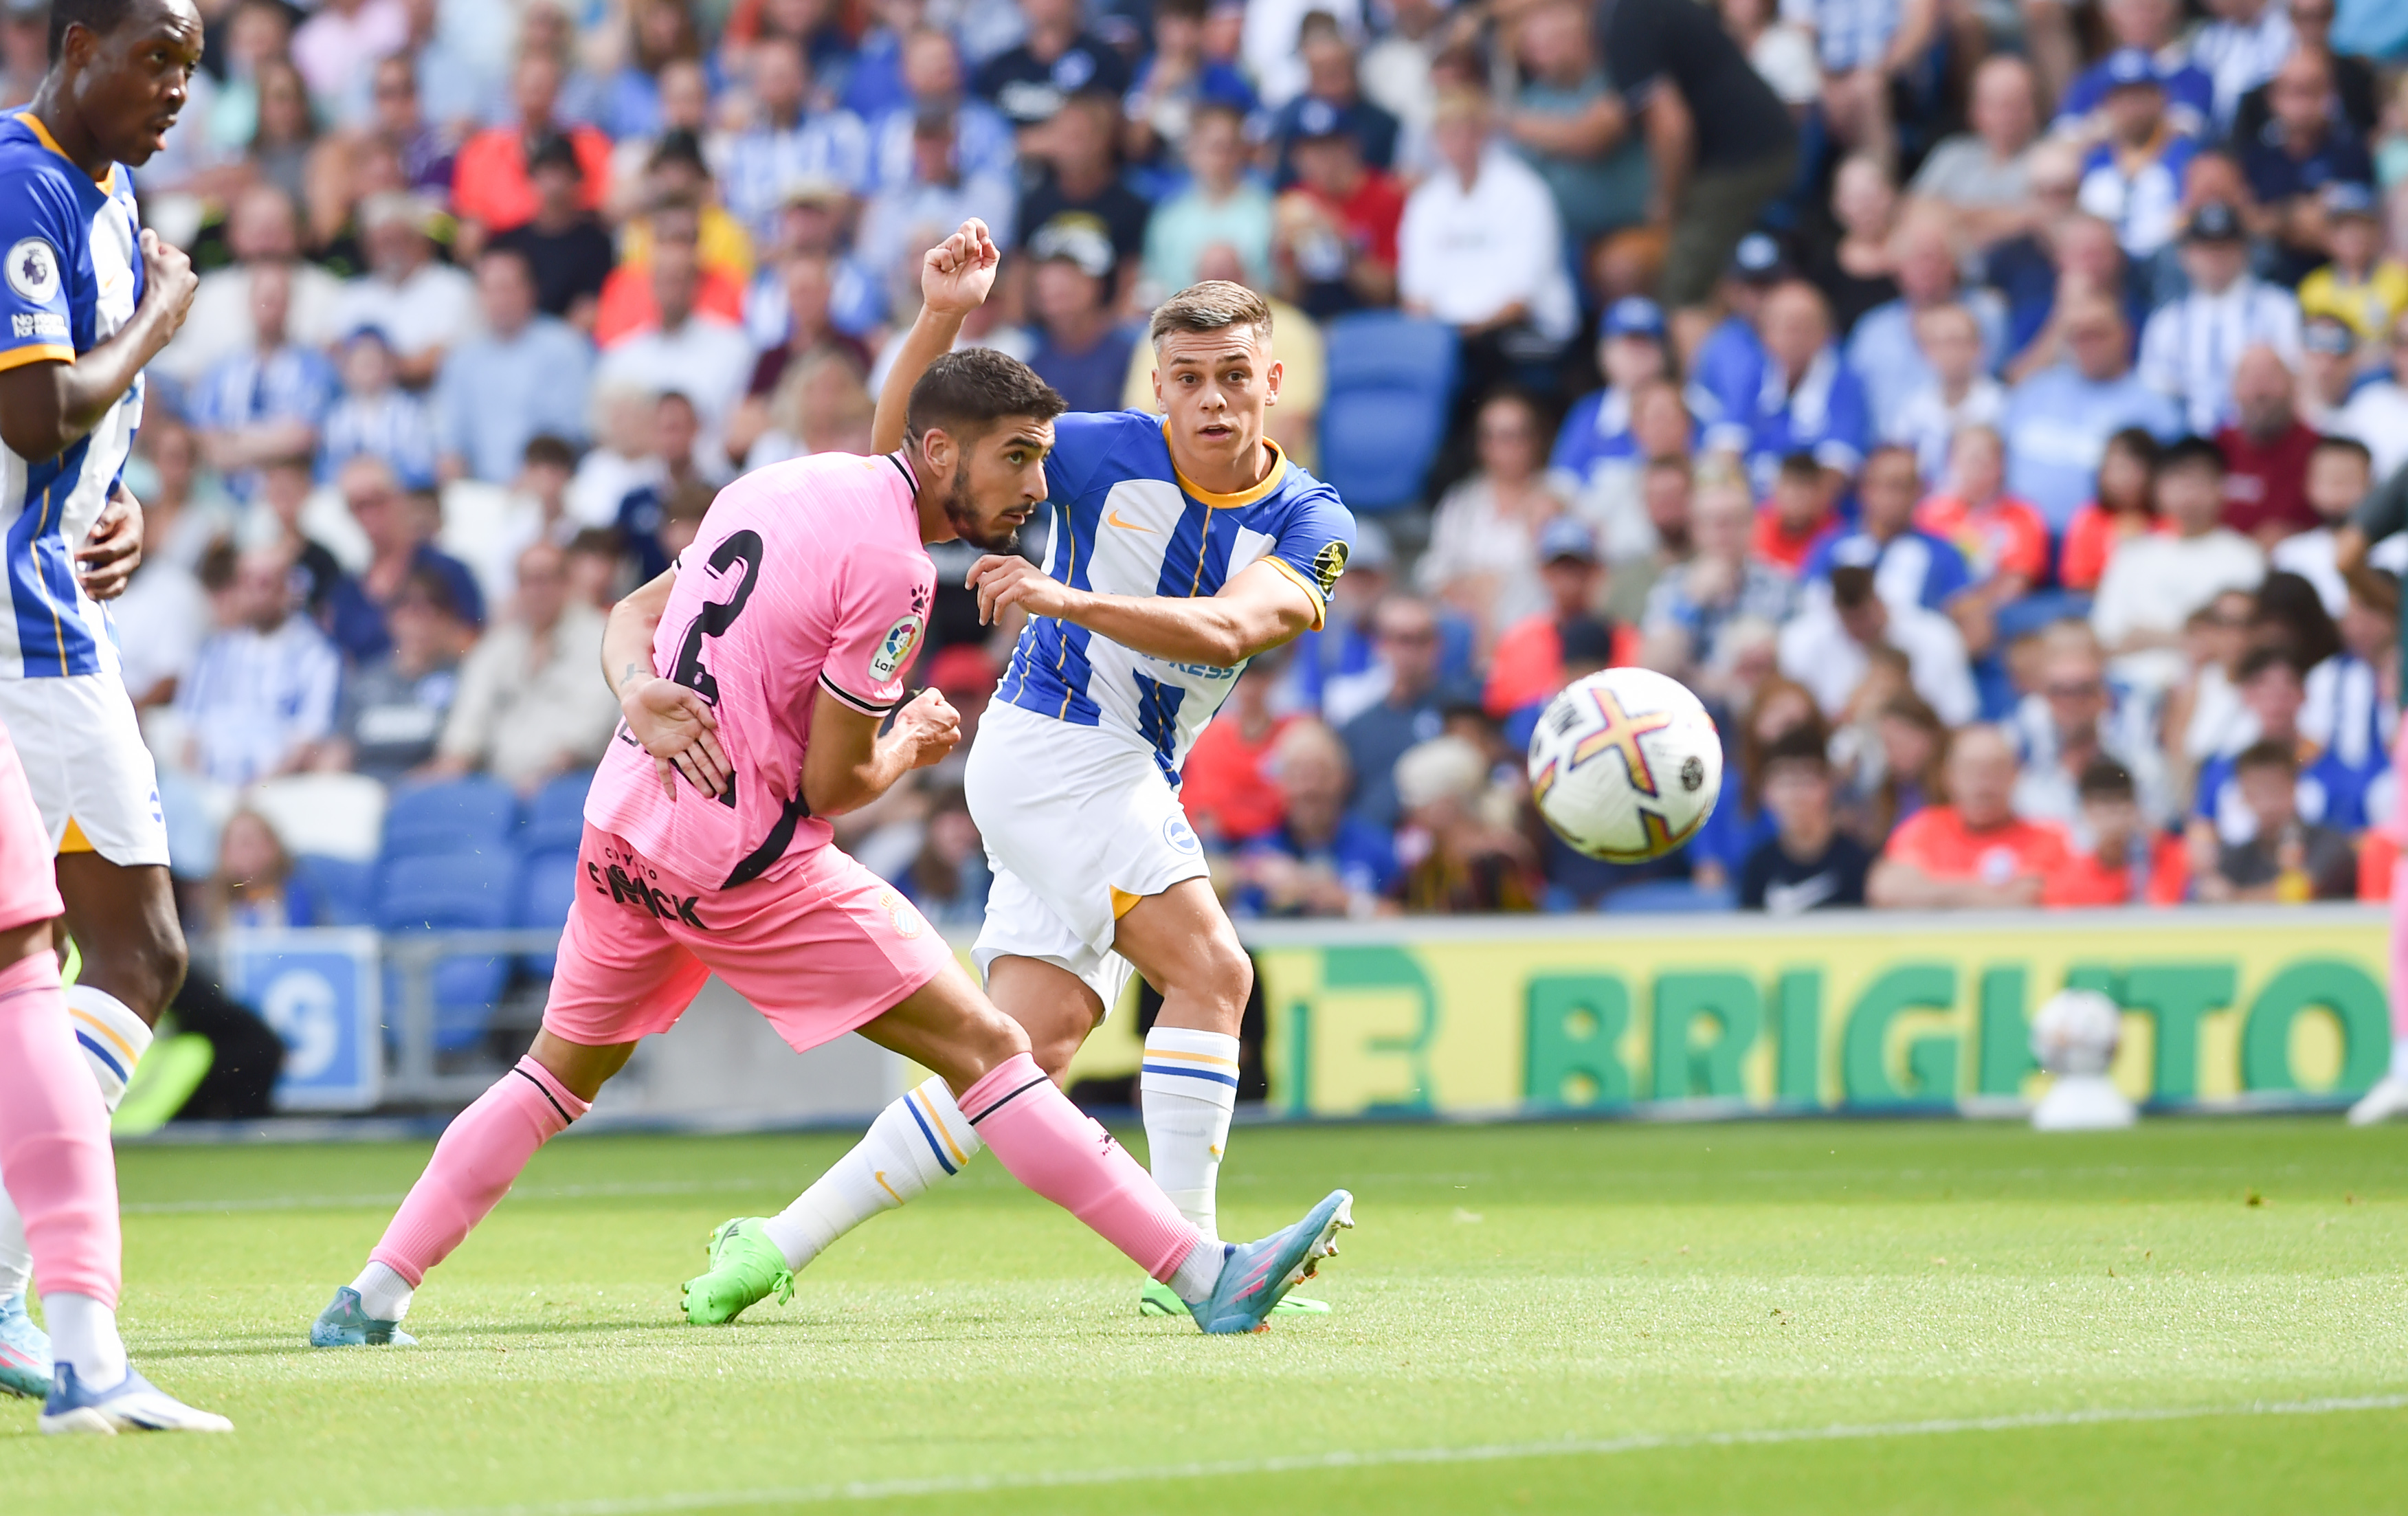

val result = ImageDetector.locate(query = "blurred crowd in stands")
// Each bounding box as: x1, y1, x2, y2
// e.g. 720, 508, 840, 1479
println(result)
87, 0, 2408, 936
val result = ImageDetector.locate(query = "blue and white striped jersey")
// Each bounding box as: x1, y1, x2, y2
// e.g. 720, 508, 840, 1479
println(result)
0, 111, 145, 680
998, 410, 1356, 782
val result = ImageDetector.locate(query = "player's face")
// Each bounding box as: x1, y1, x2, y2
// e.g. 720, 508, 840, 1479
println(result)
944, 419, 1054, 550
64, 0, 205, 165
1154, 327, 1282, 480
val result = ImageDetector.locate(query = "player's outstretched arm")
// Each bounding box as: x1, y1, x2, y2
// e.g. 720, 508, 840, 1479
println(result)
803, 687, 959, 816
0, 230, 196, 462
968, 556, 1320, 669
603, 568, 731, 801
868, 220, 1001, 456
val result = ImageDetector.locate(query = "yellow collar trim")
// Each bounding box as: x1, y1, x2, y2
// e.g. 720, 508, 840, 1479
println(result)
20, 112, 118, 193
1164, 421, 1286, 509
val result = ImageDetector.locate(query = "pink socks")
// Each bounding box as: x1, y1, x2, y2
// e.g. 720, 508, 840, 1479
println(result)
370, 1056, 590, 1287
959, 1053, 1203, 1282
0, 950, 118, 1306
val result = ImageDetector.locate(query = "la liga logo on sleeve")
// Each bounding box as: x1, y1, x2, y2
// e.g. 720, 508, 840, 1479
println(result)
869, 614, 925, 682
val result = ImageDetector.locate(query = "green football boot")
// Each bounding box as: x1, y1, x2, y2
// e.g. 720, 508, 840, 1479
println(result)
680, 1218, 795, 1325
1138, 1278, 1331, 1317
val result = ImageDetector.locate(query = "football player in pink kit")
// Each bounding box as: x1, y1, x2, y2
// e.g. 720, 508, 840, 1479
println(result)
0, 717, 226, 1432
307, 226, 1352, 1346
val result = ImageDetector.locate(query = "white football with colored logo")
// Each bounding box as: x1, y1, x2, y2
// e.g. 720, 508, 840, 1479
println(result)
1527, 668, 1722, 862
2029, 989, 2122, 1077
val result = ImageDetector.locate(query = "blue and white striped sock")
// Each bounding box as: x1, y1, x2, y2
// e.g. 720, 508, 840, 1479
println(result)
761, 1075, 982, 1271
1141, 1028, 1240, 1243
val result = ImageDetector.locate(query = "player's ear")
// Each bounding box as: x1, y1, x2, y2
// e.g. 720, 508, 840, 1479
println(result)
919, 425, 955, 477
1264, 357, 1282, 408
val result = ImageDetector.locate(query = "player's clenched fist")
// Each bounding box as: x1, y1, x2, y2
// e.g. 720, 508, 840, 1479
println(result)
76, 484, 146, 601
889, 688, 960, 768
969, 555, 1074, 625
137, 227, 197, 333
920, 219, 999, 319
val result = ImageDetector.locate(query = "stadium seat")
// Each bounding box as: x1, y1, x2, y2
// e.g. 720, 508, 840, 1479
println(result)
515, 846, 583, 977
377, 848, 519, 1051
247, 772, 388, 861
1317, 312, 1458, 513
522, 768, 595, 854
382, 777, 518, 862
291, 854, 377, 927
1600, 880, 1739, 915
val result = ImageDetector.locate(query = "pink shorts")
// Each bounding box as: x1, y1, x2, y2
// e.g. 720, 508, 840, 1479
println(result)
542, 824, 954, 1052
0, 724, 61, 933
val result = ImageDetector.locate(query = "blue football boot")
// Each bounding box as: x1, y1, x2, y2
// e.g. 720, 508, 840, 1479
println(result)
1188, 1190, 1354, 1335
308, 1286, 417, 1348
0, 1293, 50, 1398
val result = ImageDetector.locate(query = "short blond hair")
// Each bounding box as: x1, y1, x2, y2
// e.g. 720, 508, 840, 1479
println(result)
1148, 280, 1274, 350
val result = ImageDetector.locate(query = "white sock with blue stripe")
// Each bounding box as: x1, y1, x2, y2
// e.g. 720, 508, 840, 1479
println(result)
0, 986, 150, 1302
761, 1075, 983, 1272
1140, 1027, 1240, 1243
65, 986, 150, 1111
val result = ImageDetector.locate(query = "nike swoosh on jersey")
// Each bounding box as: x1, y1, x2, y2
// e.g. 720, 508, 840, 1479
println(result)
1104, 506, 1154, 531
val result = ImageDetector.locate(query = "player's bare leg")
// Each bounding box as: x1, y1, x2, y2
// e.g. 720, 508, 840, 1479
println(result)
54, 854, 188, 1029
985, 954, 1107, 1079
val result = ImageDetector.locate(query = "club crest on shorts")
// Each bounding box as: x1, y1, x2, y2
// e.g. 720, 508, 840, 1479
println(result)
5, 238, 58, 303
875, 888, 925, 939
869, 614, 924, 682
1162, 814, 1201, 854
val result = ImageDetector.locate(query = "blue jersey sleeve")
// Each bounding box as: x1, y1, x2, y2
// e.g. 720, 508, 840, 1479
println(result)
0, 167, 81, 372
1262, 480, 1355, 629
1039, 409, 1137, 506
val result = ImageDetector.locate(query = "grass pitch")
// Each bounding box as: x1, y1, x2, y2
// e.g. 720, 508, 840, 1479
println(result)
8, 1116, 2408, 1514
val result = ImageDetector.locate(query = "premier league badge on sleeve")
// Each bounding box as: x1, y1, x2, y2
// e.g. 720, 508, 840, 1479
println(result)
5, 238, 58, 304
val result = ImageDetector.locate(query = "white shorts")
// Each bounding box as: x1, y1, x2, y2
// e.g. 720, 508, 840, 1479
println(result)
963, 700, 1211, 1014
0, 672, 169, 868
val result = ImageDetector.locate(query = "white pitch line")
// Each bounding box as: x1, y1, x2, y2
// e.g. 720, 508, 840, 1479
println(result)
351, 1393, 2408, 1516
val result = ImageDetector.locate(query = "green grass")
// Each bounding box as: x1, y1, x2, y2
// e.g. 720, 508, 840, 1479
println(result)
10, 1117, 2408, 1514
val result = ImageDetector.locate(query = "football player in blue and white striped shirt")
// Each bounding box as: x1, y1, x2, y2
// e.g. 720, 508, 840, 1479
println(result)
0, 0, 205, 1408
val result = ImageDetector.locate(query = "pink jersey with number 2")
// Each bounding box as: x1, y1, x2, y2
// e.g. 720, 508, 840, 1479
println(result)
586, 452, 935, 891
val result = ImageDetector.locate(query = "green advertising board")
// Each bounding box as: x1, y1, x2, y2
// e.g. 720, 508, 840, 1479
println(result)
1218, 907, 2392, 1117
